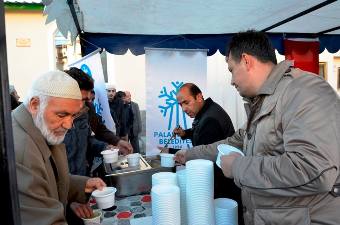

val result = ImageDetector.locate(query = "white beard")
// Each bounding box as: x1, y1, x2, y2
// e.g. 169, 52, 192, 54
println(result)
33, 108, 67, 145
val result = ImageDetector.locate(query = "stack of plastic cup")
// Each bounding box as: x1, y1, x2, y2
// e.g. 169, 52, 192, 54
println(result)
152, 172, 178, 187
186, 159, 215, 225
215, 198, 238, 225
176, 167, 187, 225
151, 185, 181, 225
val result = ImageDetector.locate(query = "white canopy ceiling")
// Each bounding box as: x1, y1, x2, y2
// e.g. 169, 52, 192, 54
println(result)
43, 0, 340, 40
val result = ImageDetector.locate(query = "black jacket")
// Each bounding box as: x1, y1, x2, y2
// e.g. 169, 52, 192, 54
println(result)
180, 98, 234, 146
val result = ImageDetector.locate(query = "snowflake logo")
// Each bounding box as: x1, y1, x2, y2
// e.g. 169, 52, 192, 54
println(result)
158, 81, 189, 130
80, 64, 92, 77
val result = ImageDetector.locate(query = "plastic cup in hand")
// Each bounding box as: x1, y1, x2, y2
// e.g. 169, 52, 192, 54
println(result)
160, 153, 175, 167
101, 148, 119, 163
81, 209, 102, 225
127, 153, 140, 167
216, 144, 244, 168
92, 187, 117, 209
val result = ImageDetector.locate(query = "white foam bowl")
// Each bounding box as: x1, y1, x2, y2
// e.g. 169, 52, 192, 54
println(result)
216, 144, 244, 168
160, 153, 175, 167
101, 149, 119, 163
127, 153, 140, 167
92, 187, 117, 209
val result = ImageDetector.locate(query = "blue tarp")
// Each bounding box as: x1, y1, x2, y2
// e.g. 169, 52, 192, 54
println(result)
81, 32, 340, 56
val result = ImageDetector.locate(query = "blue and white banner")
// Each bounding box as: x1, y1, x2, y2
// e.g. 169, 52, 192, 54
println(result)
145, 48, 207, 156
69, 50, 116, 132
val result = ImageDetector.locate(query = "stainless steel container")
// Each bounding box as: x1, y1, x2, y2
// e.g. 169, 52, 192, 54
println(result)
104, 155, 173, 197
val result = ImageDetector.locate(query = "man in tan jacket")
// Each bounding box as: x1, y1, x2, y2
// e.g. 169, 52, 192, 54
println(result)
175, 30, 340, 225
13, 71, 106, 225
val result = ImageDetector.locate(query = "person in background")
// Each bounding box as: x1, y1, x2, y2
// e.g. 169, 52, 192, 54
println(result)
109, 90, 131, 140
106, 83, 121, 134
9, 84, 21, 110
175, 30, 340, 225
12, 70, 106, 225
125, 91, 142, 153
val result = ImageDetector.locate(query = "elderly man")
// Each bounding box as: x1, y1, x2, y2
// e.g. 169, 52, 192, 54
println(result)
12, 71, 106, 225
176, 30, 340, 225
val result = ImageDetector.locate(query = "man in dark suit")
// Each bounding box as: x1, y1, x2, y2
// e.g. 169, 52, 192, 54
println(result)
125, 91, 142, 153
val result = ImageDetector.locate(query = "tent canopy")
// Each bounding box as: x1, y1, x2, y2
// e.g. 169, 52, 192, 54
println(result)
43, 0, 340, 55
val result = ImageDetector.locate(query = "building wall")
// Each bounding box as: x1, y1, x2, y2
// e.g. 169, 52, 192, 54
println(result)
319, 49, 340, 94
5, 9, 57, 100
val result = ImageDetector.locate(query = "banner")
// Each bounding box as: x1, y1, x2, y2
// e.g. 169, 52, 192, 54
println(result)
145, 48, 207, 156
69, 50, 116, 132
284, 38, 319, 74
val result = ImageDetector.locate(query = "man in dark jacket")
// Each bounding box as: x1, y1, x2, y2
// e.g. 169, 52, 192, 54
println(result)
160, 83, 242, 224
64, 68, 132, 176
125, 91, 142, 153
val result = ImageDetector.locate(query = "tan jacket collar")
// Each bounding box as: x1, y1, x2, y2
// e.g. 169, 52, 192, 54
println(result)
257, 60, 293, 95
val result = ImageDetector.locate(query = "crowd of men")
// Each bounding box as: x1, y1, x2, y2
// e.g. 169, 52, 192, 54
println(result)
8, 30, 340, 225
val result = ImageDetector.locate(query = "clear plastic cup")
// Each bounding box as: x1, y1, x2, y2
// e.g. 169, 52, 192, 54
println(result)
82, 209, 102, 225
160, 153, 175, 167
127, 153, 140, 167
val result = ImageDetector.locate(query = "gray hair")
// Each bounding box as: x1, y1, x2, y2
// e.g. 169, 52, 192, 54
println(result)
23, 89, 50, 110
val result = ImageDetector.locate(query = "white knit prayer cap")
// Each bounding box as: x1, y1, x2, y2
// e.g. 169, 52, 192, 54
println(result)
105, 83, 116, 90
31, 70, 82, 100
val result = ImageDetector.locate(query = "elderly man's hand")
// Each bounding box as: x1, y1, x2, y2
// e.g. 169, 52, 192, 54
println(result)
70, 202, 93, 219
117, 140, 133, 155
174, 149, 187, 164
220, 152, 242, 178
85, 177, 106, 193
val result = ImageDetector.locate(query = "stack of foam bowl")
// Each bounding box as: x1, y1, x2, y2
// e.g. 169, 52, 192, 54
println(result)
151, 185, 181, 225
101, 149, 119, 164
127, 153, 140, 167
152, 172, 178, 187
186, 159, 215, 225
92, 187, 117, 209
215, 198, 238, 225
176, 167, 187, 225
160, 153, 175, 167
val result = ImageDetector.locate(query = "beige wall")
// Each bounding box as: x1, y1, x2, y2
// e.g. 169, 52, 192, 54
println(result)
319, 50, 340, 94
5, 9, 57, 100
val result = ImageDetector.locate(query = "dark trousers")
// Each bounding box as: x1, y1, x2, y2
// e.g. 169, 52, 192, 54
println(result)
214, 164, 245, 225
129, 134, 140, 153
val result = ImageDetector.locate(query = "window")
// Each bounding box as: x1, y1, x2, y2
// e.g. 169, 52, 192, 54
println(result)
319, 62, 327, 80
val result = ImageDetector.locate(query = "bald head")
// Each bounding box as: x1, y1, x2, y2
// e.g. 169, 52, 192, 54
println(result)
176, 83, 204, 118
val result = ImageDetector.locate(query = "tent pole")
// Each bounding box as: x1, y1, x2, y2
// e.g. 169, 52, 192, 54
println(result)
0, 0, 21, 224
262, 0, 337, 32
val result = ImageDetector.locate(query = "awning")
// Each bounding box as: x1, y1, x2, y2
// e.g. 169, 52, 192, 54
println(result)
43, 0, 340, 55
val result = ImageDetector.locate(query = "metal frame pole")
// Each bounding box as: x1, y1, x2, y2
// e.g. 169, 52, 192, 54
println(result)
0, 1, 21, 224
